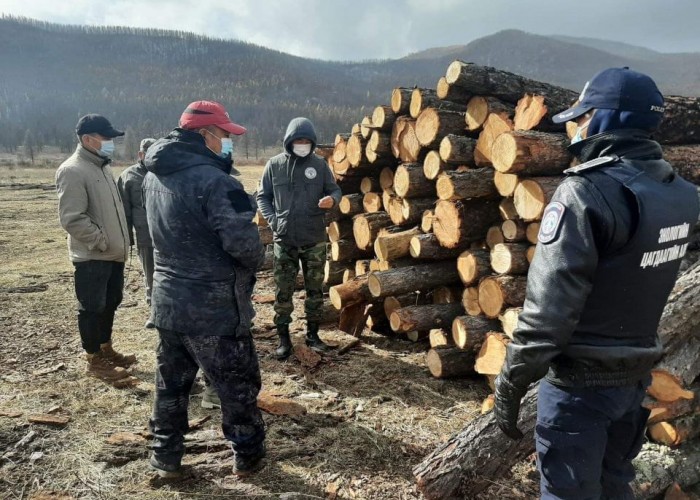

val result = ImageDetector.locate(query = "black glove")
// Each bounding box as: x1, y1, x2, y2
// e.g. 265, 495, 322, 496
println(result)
494, 374, 525, 440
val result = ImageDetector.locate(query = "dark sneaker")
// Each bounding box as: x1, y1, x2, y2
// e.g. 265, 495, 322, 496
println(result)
233, 448, 266, 477
149, 454, 182, 479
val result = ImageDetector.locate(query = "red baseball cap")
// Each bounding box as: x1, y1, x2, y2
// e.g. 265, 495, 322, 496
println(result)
179, 100, 246, 135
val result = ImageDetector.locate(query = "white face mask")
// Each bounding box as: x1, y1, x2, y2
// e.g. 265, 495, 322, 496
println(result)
292, 143, 312, 157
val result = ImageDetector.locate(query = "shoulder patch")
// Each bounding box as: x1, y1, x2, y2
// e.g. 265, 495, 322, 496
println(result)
564, 155, 619, 175
538, 202, 566, 244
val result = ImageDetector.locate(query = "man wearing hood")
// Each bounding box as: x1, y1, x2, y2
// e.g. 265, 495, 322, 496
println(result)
493, 68, 699, 499
55, 114, 136, 384
256, 117, 342, 359
142, 100, 266, 478
117, 137, 156, 323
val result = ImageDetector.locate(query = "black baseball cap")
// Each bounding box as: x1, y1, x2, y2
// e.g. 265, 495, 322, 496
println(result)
552, 67, 665, 124
75, 114, 125, 138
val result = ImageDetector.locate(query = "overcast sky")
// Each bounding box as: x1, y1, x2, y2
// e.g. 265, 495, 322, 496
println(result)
2, 0, 699, 60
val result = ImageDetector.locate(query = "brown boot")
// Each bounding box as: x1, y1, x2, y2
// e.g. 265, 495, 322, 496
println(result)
100, 342, 137, 368
86, 353, 130, 381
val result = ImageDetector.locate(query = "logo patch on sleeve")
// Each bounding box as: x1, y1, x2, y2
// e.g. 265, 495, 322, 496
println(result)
304, 167, 317, 179
538, 202, 566, 244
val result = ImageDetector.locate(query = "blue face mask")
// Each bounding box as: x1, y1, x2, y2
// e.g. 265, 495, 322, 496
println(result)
99, 140, 115, 158
571, 116, 593, 145
219, 137, 233, 158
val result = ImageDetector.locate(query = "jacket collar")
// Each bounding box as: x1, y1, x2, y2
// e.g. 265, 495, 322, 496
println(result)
570, 129, 663, 164
76, 144, 110, 168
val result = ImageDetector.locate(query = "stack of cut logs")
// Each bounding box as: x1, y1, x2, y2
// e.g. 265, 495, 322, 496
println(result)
255, 61, 700, 458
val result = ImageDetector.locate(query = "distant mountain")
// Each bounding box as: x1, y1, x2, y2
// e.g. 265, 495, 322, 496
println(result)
550, 35, 661, 60
1, 18, 698, 157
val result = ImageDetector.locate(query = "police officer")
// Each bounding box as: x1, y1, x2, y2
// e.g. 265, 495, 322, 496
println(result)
142, 100, 266, 478
494, 68, 699, 499
256, 117, 342, 359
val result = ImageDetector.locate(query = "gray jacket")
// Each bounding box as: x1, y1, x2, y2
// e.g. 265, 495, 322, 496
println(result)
256, 117, 342, 248
117, 161, 152, 248
55, 145, 130, 263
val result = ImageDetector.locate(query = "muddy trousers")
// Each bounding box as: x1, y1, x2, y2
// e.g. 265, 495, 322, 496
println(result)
73, 260, 124, 354
273, 242, 326, 326
536, 379, 650, 500
149, 329, 265, 466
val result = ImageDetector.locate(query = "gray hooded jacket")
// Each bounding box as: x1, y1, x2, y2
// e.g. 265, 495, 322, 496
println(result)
256, 118, 342, 248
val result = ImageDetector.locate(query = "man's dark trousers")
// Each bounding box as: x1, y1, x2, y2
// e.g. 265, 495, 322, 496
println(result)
536, 379, 650, 500
73, 260, 124, 354
149, 328, 265, 465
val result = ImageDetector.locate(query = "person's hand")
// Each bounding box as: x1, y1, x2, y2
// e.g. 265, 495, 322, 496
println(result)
318, 196, 334, 209
494, 374, 525, 440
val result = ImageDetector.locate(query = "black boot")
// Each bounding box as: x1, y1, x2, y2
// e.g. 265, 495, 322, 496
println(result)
305, 322, 330, 353
275, 324, 293, 360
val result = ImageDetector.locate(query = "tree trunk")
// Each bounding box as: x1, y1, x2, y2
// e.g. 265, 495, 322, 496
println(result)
379, 166, 396, 190
513, 93, 578, 132
410, 88, 467, 119
421, 209, 434, 232
353, 212, 392, 251
648, 414, 700, 447
342, 268, 355, 283
433, 199, 500, 249
474, 332, 511, 375
374, 226, 422, 261
424, 150, 456, 181
394, 162, 435, 198
478, 275, 528, 318
436, 168, 497, 200
499, 198, 519, 222
494, 171, 520, 197
466, 96, 514, 132
409, 233, 468, 260
338, 302, 369, 336
329, 274, 372, 309
648, 370, 696, 403
390, 303, 464, 333
384, 292, 428, 318
632, 441, 700, 499
355, 259, 373, 276
324, 260, 349, 286
362, 192, 383, 213
500, 307, 522, 339
436, 76, 473, 104
391, 116, 425, 163
339, 193, 365, 216
416, 108, 467, 149
391, 87, 413, 115
475, 112, 515, 167
327, 219, 354, 243
439, 133, 476, 165
444, 61, 578, 106
360, 115, 373, 139
513, 176, 562, 221
451, 315, 500, 352
368, 261, 461, 298
526, 222, 540, 244
457, 249, 491, 286
360, 176, 381, 194
330, 240, 372, 262
662, 144, 700, 184
656, 95, 700, 145
490, 242, 530, 274
426, 347, 477, 379
486, 225, 505, 250
334, 173, 365, 193
346, 134, 367, 167
401, 198, 435, 226
491, 131, 571, 175
333, 135, 349, 163
462, 286, 482, 316
527, 245, 537, 263
645, 386, 700, 425
432, 285, 462, 304
368, 130, 392, 155
430, 328, 454, 348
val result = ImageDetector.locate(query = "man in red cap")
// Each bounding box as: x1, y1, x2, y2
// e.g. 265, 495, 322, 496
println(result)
142, 101, 266, 478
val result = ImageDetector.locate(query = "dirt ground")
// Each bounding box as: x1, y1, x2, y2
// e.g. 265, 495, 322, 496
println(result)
0, 165, 539, 500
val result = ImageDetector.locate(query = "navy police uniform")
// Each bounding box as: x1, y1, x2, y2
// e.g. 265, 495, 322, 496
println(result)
494, 68, 700, 500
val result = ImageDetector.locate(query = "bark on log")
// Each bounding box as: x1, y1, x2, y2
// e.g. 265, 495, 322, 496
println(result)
334, 174, 364, 193
374, 226, 422, 261
391, 87, 413, 115
436, 168, 498, 201
451, 315, 500, 352
499, 198, 519, 222
384, 292, 428, 318
466, 96, 514, 132
662, 144, 700, 184
457, 249, 491, 286
362, 192, 383, 213
372, 105, 397, 132
401, 198, 435, 226
338, 302, 369, 336
645, 387, 700, 425
416, 108, 467, 149
407, 330, 430, 342
409, 233, 468, 260
390, 303, 464, 333
368, 130, 392, 155
432, 285, 462, 304
439, 134, 476, 165
423, 150, 455, 181
486, 225, 505, 250
339, 193, 365, 216
368, 261, 461, 298
394, 162, 435, 198
426, 347, 477, 379
526, 222, 540, 244
329, 274, 372, 310
327, 219, 354, 243
462, 286, 481, 316
632, 441, 700, 499
410, 88, 467, 119
324, 260, 349, 286
494, 171, 520, 197
391, 116, 424, 163
360, 176, 381, 195
500, 307, 522, 339
513, 176, 562, 221
353, 212, 392, 251
444, 61, 578, 106
478, 275, 528, 318
436, 76, 473, 104
330, 240, 372, 262
475, 112, 515, 167
355, 259, 372, 277
657, 95, 700, 145
433, 199, 500, 249
490, 243, 530, 275
379, 166, 396, 190
429, 328, 454, 348
491, 131, 571, 175
342, 269, 355, 283
474, 332, 511, 375
648, 414, 700, 447
514, 93, 577, 132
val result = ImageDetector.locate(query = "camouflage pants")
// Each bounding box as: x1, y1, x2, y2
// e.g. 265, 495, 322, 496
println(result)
149, 328, 265, 464
273, 242, 326, 326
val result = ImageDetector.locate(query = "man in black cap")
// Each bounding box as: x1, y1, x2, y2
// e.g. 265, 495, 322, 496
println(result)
56, 114, 137, 385
117, 137, 157, 325
494, 68, 699, 499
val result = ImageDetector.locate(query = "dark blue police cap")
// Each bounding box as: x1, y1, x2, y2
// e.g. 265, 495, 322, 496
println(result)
552, 67, 665, 123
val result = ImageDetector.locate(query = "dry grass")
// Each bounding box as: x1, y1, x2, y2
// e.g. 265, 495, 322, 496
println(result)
0, 164, 536, 500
